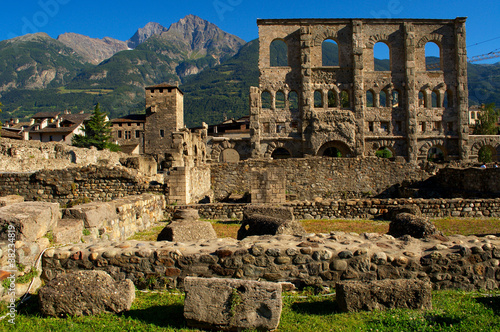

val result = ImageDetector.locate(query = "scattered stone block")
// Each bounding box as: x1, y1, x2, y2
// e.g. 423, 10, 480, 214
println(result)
63, 202, 117, 229
0, 202, 59, 242
157, 220, 217, 242
0, 195, 24, 207
388, 212, 445, 239
184, 277, 282, 331
173, 208, 199, 221
336, 279, 432, 312
53, 219, 84, 244
38, 270, 135, 317
243, 205, 295, 221
237, 214, 306, 240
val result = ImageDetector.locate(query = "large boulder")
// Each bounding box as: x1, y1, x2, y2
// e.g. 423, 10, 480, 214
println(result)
237, 214, 306, 240
243, 205, 295, 221
0, 202, 59, 242
336, 279, 432, 312
38, 270, 135, 317
184, 277, 282, 331
388, 212, 444, 239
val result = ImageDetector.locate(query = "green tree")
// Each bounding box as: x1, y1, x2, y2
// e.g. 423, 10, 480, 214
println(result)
72, 103, 120, 151
478, 146, 494, 163
473, 103, 499, 135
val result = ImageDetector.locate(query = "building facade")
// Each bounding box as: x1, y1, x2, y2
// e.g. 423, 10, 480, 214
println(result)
248, 18, 470, 162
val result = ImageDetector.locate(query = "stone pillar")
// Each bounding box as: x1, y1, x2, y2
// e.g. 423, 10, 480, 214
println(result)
404, 23, 418, 163
352, 20, 365, 157
300, 26, 314, 155
455, 17, 469, 161
167, 167, 189, 204
249, 86, 262, 158
250, 167, 286, 204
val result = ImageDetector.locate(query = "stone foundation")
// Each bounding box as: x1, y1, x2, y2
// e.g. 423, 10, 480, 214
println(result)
42, 232, 500, 292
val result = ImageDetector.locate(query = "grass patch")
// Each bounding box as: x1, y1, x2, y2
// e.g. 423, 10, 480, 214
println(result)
3, 289, 500, 331
127, 223, 168, 241
433, 217, 500, 236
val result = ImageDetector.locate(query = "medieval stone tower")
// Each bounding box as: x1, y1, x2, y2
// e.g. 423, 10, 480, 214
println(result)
144, 83, 184, 160
249, 18, 469, 163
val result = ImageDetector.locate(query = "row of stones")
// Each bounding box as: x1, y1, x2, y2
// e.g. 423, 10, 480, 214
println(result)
42, 234, 500, 291
180, 199, 500, 221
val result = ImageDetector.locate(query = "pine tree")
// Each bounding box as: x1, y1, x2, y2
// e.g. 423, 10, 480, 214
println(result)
72, 103, 120, 151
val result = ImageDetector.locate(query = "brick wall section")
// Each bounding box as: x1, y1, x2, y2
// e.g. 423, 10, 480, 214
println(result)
42, 234, 500, 292
168, 198, 500, 220
0, 166, 165, 204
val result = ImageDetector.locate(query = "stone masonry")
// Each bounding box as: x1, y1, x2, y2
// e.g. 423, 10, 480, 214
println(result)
249, 18, 474, 162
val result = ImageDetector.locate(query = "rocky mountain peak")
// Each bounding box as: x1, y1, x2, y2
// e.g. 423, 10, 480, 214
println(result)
57, 33, 128, 65
127, 22, 168, 49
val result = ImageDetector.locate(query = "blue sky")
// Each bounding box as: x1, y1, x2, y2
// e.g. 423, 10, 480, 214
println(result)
1, 0, 499, 63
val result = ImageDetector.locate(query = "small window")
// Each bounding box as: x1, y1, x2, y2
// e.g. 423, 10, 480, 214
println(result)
128, 123, 132, 126
135, 130, 141, 138
380, 91, 388, 107
117, 131, 122, 138
433, 121, 442, 131
275, 91, 286, 109
392, 90, 400, 107
419, 91, 425, 107
374, 42, 390, 71
420, 122, 427, 132
270, 39, 288, 67
368, 122, 374, 132
160, 129, 165, 138
380, 122, 389, 132
341, 90, 350, 108
289, 91, 299, 111
431, 91, 439, 108
366, 91, 374, 107
261, 91, 272, 109
276, 122, 286, 134
322, 39, 339, 66
314, 90, 323, 108
425, 42, 441, 71
444, 90, 453, 108
471, 112, 476, 120
327, 90, 336, 108
125, 131, 131, 139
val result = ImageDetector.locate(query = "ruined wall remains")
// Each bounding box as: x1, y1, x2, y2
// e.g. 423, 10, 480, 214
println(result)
42, 233, 500, 292
250, 167, 286, 204
0, 166, 164, 204
211, 157, 429, 201
248, 18, 481, 163
168, 198, 500, 221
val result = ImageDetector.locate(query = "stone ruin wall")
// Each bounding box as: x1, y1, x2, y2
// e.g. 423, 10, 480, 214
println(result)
42, 233, 500, 292
211, 157, 430, 202
0, 166, 165, 205
248, 18, 488, 162
169, 198, 500, 221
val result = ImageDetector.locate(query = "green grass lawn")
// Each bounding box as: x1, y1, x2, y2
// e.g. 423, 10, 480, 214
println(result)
3, 289, 500, 331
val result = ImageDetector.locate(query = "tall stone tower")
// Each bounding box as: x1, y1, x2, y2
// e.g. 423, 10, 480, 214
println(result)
144, 83, 184, 160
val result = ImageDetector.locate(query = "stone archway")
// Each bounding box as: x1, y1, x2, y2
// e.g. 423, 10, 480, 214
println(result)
471, 138, 500, 162
317, 141, 352, 158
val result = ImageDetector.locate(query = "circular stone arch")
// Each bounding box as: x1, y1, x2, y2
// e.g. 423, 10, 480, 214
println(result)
317, 141, 352, 158
471, 138, 500, 162
419, 139, 447, 161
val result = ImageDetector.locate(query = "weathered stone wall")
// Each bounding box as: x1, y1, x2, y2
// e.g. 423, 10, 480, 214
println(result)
0, 166, 165, 205
42, 233, 500, 292
168, 198, 500, 221
0, 138, 128, 173
211, 157, 429, 201
0, 194, 166, 300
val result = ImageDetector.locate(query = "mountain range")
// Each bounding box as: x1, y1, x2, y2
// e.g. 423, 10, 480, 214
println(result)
0, 14, 498, 128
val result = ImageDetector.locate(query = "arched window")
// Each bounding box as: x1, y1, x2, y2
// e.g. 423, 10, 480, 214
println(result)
275, 91, 286, 109
444, 90, 453, 108
376, 147, 393, 159
431, 91, 439, 108
366, 90, 375, 107
288, 91, 299, 111
374, 42, 390, 71
380, 91, 388, 107
425, 42, 441, 71
322, 39, 339, 66
261, 91, 272, 109
314, 90, 323, 108
270, 39, 288, 67
327, 90, 337, 107
418, 91, 425, 107
341, 90, 350, 108
392, 90, 400, 107
271, 147, 292, 159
